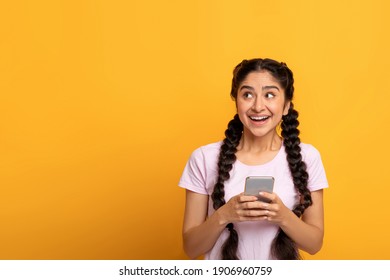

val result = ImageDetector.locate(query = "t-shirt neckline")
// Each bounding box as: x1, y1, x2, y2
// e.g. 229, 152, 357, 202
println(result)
235, 144, 285, 168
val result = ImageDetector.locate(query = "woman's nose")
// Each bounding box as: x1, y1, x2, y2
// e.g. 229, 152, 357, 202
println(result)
252, 97, 265, 112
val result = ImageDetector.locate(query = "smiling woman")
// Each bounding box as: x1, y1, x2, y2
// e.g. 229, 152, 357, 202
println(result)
178, 58, 328, 260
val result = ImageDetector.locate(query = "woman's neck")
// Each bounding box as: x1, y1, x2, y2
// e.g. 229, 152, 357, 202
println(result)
237, 129, 282, 153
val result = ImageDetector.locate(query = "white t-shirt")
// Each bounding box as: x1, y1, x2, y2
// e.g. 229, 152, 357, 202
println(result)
179, 141, 328, 260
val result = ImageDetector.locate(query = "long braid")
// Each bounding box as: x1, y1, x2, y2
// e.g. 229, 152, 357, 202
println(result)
282, 104, 312, 217
270, 102, 312, 259
211, 114, 243, 259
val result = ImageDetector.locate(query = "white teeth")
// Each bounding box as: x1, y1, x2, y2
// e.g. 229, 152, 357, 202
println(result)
250, 116, 269, 120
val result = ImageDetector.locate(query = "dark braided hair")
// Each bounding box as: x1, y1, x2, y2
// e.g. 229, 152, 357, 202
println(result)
211, 114, 243, 259
211, 58, 312, 260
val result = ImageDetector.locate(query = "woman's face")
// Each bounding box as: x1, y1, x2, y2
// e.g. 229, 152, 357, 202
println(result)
236, 71, 290, 138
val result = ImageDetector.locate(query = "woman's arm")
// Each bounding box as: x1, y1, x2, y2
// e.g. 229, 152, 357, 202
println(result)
284, 190, 324, 254
182, 190, 225, 259
261, 189, 325, 254
182, 189, 263, 259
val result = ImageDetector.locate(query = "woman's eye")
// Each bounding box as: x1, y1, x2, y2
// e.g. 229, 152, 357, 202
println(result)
243, 92, 253, 98
265, 92, 275, 98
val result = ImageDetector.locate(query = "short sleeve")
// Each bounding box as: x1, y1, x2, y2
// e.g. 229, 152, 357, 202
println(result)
178, 147, 209, 195
303, 144, 329, 192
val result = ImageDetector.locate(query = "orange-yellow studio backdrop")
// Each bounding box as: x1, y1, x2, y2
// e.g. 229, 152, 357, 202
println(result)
1, 0, 389, 259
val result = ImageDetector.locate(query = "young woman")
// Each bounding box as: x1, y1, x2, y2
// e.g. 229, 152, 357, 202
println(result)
179, 58, 328, 260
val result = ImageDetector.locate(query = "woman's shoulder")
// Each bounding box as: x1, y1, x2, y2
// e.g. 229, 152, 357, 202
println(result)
182, 141, 221, 182
192, 141, 222, 158
299, 142, 328, 190
183, 141, 222, 169
299, 142, 323, 162
300, 142, 320, 153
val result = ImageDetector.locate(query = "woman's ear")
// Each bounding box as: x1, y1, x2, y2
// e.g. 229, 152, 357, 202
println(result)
283, 101, 291, 116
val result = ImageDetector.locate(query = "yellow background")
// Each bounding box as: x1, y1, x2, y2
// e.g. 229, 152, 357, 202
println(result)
1, 0, 389, 259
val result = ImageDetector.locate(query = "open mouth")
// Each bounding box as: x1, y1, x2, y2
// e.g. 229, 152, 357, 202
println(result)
249, 116, 270, 122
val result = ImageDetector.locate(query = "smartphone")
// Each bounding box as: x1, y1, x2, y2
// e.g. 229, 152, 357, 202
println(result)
244, 176, 274, 202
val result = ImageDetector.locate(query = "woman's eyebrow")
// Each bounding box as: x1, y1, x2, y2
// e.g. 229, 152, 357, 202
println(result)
262, 85, 280, 91
238, 85, 254, 91
239, 85, 280, 91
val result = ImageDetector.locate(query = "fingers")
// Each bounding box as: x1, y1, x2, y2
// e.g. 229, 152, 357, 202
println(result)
237, 193, 259, 203
236, 200, 273, 218
229, 200, 269, 220
226, 192, 284, 222
257, 192, 288, 223
240, 209, 269, 217
237, 193, 275, 212
258, 200, 280, 213
259, 191, 276, 203
255, 193, 279, 220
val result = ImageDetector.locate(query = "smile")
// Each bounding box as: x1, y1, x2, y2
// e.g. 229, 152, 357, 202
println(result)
249, 116, 270, 122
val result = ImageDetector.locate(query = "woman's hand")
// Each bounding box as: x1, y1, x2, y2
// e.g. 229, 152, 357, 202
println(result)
217, 193, 272, 225
256, 191, 291, 226
217, 192, 291, 227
